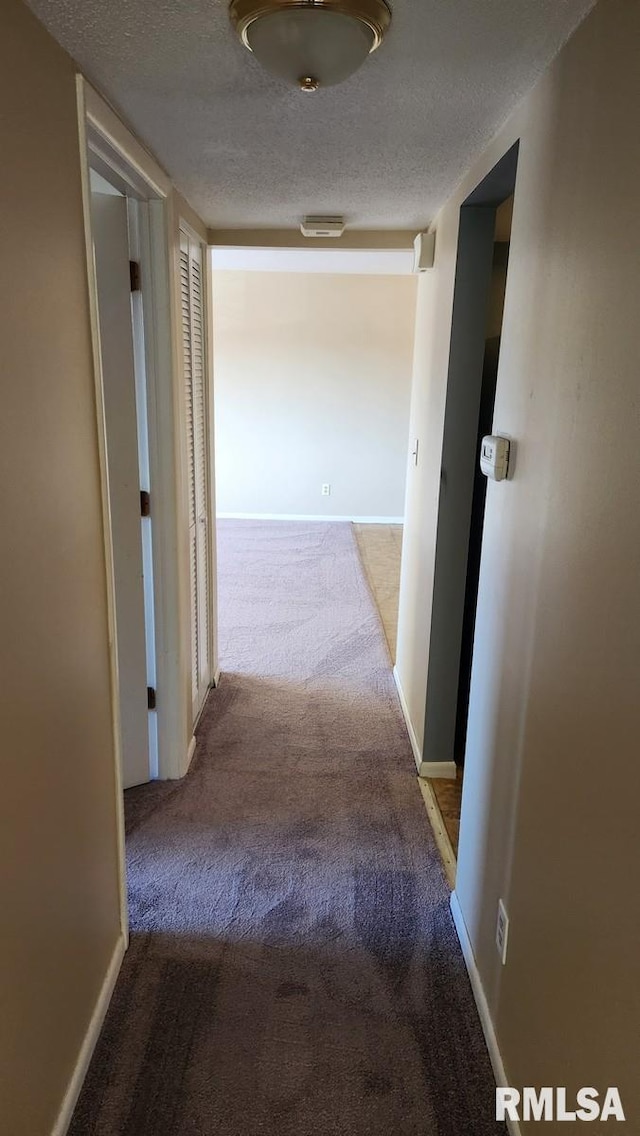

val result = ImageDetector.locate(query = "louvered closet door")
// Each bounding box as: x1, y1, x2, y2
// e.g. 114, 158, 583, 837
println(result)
180, 231, 211, 721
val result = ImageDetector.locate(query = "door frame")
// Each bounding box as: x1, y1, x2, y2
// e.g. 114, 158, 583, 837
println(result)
76, 77, 193, 936
420, 143, 519, 777
89, 187, 154, 790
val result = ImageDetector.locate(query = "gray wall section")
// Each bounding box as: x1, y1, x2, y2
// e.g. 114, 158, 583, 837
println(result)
422, 206, 497, 765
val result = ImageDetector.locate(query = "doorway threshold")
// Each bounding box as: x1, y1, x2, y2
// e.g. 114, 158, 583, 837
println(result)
418, 776, 457, 889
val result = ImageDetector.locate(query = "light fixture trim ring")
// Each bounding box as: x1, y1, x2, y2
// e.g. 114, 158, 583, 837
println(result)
229, 0, 392, 54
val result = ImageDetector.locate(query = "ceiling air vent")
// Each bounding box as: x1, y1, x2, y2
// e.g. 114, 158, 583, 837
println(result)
300, 216, 345, 239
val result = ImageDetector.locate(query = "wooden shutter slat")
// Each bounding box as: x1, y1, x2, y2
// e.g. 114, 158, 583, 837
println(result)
181, 232, 210, 718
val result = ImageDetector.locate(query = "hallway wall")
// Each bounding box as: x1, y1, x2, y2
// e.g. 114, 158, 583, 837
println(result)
0, 2, 210, 1132
396, 0, 640, 1124
212, 271, 417, 520
0, 4, 122, 1133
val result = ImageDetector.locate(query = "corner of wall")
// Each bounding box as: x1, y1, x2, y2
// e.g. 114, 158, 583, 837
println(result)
392, 665, 422, 771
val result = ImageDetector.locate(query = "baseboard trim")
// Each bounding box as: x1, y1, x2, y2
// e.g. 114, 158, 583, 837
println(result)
217, 513, 404, 524
51, 934, 126, 1136
391, 675, 457, 782
185, 734, 197, 773
418, 760, 457, 780
449, 892, 521, 1136
392, 666, 422, 773
213, 667, 221, 687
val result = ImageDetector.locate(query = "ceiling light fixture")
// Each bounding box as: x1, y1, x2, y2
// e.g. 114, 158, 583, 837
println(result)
229, 0, 392, 92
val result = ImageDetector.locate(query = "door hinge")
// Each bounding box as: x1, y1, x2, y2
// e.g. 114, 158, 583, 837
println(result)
147, 686, 156, 710
140, 489, 151, 517
129, 259, 141, 292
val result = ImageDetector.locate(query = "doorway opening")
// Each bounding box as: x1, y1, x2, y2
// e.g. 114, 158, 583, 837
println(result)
90, 171, 158, 789
78, 77, 203, 941
422, 144, 519, 867
209, 248, 417, 667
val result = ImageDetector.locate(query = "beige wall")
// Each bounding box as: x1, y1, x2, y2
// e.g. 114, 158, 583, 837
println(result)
212, 271, 417, 518
0, 3, 209, 1132
0, 3, 122, 1133
397, 0, 640, 1125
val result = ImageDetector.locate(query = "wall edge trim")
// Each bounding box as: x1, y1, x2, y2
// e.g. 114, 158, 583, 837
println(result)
392, 665, 422, 772
51, 934, 126, 1136
449, 891, 521, 1136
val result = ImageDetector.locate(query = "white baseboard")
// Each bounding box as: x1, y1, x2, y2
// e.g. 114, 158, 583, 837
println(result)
392, 665, 422, 773
418, 760, 457, 780
449, 892, 520, 1136
392, 669, 458, 782
217, 512, 404, 524
185, 734, 197, 773
213, 667, 221, 687
52, 934, 126, 1136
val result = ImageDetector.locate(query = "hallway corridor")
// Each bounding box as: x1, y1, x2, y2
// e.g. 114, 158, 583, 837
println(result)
70, 521, 501, 1135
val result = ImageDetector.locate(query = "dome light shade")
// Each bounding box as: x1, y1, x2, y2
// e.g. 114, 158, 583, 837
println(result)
229, 0, 392, 91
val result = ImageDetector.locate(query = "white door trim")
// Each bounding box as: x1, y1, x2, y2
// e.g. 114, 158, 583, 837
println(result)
83, 80, 170, 199
140, 196, 191, 780
77, 77, 128, 943
76, 76, 193, 938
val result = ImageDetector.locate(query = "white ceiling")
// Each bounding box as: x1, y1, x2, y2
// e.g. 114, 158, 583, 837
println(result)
27, 0, 594, 231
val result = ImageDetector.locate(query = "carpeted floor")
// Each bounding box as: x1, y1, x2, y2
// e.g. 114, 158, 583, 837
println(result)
70, 520, 503, 1136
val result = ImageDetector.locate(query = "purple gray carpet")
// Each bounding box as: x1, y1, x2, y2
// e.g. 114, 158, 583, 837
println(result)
70, 520, 503, 1135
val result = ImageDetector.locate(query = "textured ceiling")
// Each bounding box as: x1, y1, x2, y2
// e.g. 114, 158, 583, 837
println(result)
27, 0, 594, 230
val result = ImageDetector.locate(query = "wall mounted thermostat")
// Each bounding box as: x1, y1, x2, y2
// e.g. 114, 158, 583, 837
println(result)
480, 435, 510, 481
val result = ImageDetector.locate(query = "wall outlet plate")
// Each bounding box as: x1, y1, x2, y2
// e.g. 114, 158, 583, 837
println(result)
321, 484, 331, 496
496, 899, 509, 965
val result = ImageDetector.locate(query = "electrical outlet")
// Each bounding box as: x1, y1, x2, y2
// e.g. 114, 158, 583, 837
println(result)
496, 899, 509, 965
321, 484, 331, 496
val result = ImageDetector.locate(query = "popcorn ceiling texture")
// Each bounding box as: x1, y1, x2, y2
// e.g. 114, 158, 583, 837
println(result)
27, 0, 594, 229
